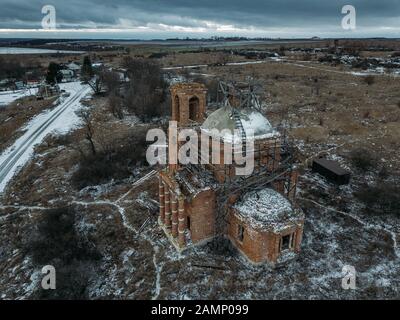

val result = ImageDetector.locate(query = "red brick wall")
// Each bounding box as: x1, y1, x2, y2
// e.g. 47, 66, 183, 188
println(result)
228, 209, 304, 264
170, 83, 207, 126
228, 212, 272, 263
187, 189, 216, 243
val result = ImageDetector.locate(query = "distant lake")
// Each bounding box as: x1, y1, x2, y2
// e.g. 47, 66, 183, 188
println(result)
0, 47, 84, 55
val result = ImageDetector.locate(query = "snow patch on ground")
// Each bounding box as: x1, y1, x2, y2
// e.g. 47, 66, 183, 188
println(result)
0, 88, 38, 107
0, 82, 91, 193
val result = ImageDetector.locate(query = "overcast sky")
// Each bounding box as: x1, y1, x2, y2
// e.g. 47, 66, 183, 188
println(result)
0, 0, 399, 39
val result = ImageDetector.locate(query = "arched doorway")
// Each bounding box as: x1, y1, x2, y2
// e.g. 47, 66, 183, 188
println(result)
189, 96, 199, 121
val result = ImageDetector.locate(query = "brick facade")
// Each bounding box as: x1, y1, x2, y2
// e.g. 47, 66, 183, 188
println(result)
228, 209, 303, 264
171, 83, 207, 125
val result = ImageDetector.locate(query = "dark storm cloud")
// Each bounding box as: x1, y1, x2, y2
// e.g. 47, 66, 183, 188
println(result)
0, 0, 399, 37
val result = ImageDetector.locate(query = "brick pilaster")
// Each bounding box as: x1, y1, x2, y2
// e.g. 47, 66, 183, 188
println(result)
178, 196, 186, 247
164, 185, 172, 231
171, 192, 178, 238
159, 177, 165, 223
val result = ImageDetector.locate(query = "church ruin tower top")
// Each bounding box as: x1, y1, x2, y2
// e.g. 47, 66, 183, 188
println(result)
170, 83, 207, 126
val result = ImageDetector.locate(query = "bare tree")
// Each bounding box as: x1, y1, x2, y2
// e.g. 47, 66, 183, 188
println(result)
312, 77, 321, 96
77, 110, 96, 155
108, 93, 124, 119
88, 66, 116, 95
102, 70, 121, 94
122, 57, 167, 121
216, 52, 232, 66
88, 75, 104, 95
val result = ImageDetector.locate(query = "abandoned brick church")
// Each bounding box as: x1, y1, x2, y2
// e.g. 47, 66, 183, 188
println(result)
158, 82, 304, 265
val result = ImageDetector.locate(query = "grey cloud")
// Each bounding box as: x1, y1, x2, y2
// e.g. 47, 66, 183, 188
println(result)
0, 0, 399, 37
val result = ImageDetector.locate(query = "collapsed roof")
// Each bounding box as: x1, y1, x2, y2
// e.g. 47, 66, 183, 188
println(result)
234, 188, 304, 232
201, 105, 279, 144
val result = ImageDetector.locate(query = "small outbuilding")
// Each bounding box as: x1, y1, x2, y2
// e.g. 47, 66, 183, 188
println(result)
312, 158, 351, 185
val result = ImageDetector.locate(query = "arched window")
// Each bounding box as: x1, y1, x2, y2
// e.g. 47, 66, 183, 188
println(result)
189, 96, 200, 121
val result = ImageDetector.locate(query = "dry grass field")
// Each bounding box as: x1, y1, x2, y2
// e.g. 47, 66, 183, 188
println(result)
0, 96, 57, 152
190, 59, 400, 169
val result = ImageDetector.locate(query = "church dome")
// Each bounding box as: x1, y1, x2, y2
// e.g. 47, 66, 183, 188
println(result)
201, 105, 277, 143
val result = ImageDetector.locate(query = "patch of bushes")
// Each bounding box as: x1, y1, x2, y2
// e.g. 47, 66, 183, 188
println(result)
72, 128, 149, 189
364, 75, 375, 86
355, 182, 400, 216
148, 52, 169, 59
24, 207, 101, 299
349, 148, 376, 172
122, 57, 168, 121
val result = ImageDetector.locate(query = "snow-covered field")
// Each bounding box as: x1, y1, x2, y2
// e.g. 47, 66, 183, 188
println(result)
0, 82, 91, 193
163, 60, 268, 71
0, 88, 38, 107
0, 47, 84, 55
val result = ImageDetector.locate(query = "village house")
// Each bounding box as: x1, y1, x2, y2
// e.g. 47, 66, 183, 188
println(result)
14, 81, 25, 90
66, 62, 81, 77
158, 82, 304, 266
26, 79, 41, 87
60, 69, 75, 82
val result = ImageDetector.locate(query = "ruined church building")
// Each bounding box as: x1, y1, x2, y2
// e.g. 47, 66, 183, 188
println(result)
158, 82, 304, 266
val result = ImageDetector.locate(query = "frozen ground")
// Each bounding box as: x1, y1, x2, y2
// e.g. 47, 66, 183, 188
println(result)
0, 163, 398, 299
0, 82, 91, 193
0, 88, 38, 107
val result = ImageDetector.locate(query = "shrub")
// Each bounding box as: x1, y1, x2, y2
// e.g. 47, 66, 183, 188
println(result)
364, 75, 375, 86
148, 52, 168, 59
25, 206, 101, 299
349, 148, 376, 172
26, 207, 100, 265
72, 128, 149, 189
355, 182, 400, 216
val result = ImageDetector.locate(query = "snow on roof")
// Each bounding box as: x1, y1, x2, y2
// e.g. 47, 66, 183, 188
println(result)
67, 62, 80, 70
175, 167, 218, 198
233, 188, 303, 232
